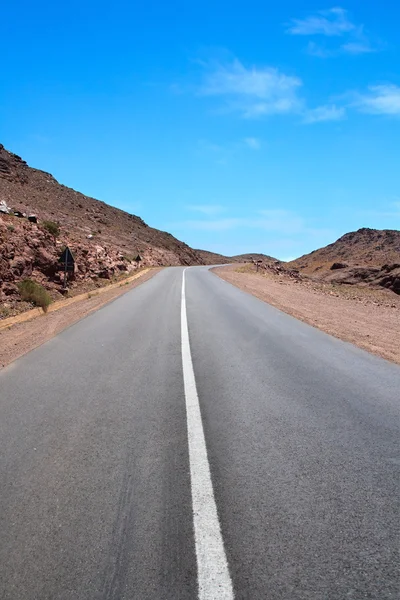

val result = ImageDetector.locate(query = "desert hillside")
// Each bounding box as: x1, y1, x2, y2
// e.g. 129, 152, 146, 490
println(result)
288, 228, 400, 294
289, 228, 400, 273
0, 143, 206, 312
0, 143, 203, 267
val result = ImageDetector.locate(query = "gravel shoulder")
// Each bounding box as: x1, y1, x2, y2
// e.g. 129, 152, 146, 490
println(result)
0, 268, 161, 368
214, 264, 400, 365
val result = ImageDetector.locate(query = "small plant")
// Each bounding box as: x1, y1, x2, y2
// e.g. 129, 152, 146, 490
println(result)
0, 306, 11, 318
42, 220, 60, 237
17, 279, 52, 312
7, 224, 15, 232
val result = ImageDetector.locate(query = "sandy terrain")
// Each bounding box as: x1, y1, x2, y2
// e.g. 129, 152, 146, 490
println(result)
214, 265, 400, 365
0, 268, 160, 369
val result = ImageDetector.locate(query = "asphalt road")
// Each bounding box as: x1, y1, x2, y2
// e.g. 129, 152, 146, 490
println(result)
0, 266, 399, 599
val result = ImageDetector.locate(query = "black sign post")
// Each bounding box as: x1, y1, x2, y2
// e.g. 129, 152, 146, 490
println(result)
58, 247, 75, 289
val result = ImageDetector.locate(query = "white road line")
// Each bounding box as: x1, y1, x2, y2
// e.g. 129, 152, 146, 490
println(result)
181, 268, 234, 600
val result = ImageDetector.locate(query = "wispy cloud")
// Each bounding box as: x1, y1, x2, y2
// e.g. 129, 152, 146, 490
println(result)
287, 7, 355, 37
244, 137, 261, 149
303, 104, 346, 123
191, 52, 400, 127
186, 204, 226, 216
199, 58, 303, 118
353, 84, 400, 115
286, 8, 379, 57
341, 40, 375, 55
173, 209, 332, 237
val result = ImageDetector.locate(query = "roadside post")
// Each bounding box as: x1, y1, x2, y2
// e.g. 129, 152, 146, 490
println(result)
58, 247, 75, 290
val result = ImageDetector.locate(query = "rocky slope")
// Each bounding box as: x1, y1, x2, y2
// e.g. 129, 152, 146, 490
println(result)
196, 250, 277, 265
0, 143, 205, 311
288, 228, 400, 294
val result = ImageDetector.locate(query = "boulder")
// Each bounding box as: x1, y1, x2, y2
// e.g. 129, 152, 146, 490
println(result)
379, 274, 400, 294
0, 200, 11, 214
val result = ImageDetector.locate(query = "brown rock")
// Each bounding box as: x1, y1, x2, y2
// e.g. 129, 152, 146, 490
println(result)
2, 282, 18, 296
33, 248, 58, 276
10, 256, 31, 278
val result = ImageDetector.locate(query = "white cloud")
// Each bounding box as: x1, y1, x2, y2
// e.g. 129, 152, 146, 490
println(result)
353, 84, 400, 115
287, 8, 355, 37
303, 104, 346, 123
307, 38, 375, 57
244, 137, 261, 149
341, 41, 375, 55
287, 8, 378, 56
199, 58, 303, 118
173, 209, 331, 237
186, 204, 225, 216
192, 53, 399, 126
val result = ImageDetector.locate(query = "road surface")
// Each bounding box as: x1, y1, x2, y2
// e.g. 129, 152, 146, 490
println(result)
0, 266, 399, 599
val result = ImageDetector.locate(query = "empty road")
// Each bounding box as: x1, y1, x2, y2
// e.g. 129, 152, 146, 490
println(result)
0, 266, 399, 599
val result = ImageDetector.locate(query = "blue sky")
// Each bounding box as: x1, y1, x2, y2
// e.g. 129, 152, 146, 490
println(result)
1, 1, 399, 259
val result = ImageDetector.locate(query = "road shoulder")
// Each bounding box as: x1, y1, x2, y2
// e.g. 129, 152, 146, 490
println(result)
213, 264, 400, 365
0, 268, 161, 369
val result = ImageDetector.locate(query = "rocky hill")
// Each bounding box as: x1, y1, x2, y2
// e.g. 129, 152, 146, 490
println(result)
0, 143, 207, 310
289, 228, 400, 272
196, 250, 277, 265
231, 252, 278, 263
288, 228, 400, 294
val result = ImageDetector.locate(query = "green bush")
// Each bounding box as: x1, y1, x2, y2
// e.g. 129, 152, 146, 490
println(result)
18, 279, 52, 312
42, 220, 60, 237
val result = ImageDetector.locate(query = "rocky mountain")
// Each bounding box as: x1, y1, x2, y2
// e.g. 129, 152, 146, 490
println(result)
288, 228, 400, 294
0, 143, 207, 309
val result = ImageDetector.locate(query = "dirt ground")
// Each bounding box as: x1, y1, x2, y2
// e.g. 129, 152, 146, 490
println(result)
214, 264, 400, 365
0, 268, 161, 369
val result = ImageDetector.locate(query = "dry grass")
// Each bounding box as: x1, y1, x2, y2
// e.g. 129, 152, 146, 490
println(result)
18, 279, 52, 312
